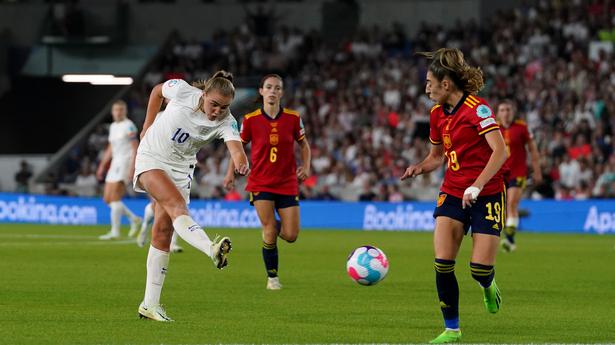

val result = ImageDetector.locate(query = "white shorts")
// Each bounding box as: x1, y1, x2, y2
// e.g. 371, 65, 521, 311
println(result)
105, 157, 131, 184
133, 154, 193, 204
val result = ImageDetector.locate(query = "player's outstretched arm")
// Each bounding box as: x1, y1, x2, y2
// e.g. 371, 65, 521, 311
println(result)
142, 83, 164, 139
461, 130, 507, 208
401, 144, 445, 181
224, 155, 236, 190
528, 137, 542, 184
226, 140, 250, 176
96, 144, 112, 181
297, 138, 311, 181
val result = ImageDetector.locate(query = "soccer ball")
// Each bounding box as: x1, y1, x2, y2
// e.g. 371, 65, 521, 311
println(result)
346, 245, 389, 285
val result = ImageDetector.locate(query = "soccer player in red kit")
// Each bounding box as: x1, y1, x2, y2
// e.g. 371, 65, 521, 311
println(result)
226, 74, 311, 290
401, 48, 507, 343
497, 100, 541, 252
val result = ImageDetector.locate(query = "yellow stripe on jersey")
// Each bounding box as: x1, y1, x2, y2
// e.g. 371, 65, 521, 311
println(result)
467, 95, 480, 104
514, 119, 527, 126
478, 126, 500, 136
244, 109, 262, 120
429, 137, 442, 145
284, 108, 300, 117
430, 104, 441, 113
297, 135, 305, 142
465, 97, 478, 106
464, 101, 475, 109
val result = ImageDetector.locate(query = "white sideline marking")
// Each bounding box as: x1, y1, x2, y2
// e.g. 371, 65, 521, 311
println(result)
0, 233, 100, 240
0, 239, 136, 247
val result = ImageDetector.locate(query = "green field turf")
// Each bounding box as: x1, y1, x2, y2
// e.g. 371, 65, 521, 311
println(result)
1, 224, 614, 344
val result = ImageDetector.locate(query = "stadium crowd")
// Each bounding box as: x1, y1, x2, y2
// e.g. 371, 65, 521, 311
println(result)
55, 0, 615, 202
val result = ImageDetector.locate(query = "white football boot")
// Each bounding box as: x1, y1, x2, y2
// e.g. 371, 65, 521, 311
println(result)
138, 302, 174, 322
128, 217, 143, 238
98, 231, 120, 240
266, 277, 282, 290
210, 236, 232, 269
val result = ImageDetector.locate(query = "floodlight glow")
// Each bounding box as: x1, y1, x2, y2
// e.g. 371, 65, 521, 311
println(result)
62, 74, 133, 85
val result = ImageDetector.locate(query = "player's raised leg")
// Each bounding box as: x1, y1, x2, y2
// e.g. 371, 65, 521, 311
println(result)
140, 170, 231, 269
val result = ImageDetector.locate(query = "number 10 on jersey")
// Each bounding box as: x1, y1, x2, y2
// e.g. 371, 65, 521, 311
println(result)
171, 128, 190, 143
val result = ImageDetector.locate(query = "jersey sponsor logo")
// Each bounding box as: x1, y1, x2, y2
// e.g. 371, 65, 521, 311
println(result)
476, 104, 492, 118
443, 134, 452, 149
269, 133, 279, 145
437, 194, 447, 207
167, 79, 179, 87
480, 117, 496, 128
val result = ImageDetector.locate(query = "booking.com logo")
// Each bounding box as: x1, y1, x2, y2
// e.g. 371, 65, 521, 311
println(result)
363, 204, 434, 231
0, 196, 97, 225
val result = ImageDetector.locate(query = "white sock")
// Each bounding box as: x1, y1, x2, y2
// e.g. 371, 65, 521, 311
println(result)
143, 202, 154, 230
506, 216, 519, 228
143, 245, 170, 307
118, 201, 138, 220
173, 215, 212, 257
171, 231, 179, 247
109, 201, 122, 236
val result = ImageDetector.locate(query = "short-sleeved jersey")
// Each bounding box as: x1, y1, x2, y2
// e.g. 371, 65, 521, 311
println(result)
138, 79, 241, 168
500, 120, 531, 179
429, 94, 504, 198
240, 107, 305, 195
109, 119, 137, 159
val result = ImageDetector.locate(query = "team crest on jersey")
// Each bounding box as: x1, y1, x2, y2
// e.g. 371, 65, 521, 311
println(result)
437, 194, 447, 207
269, 133, 279, 145
476, 104, 492, 118
443, 134, 452, 149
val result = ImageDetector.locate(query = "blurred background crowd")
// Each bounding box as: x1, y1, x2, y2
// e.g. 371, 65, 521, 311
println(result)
35, 0, 615, 202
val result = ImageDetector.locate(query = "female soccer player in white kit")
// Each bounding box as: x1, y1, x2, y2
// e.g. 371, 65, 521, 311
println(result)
134, 71, 249, 321
97, 100, 142, 240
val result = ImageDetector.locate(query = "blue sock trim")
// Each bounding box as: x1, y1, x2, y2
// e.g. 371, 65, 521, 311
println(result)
444, 317, 459, 329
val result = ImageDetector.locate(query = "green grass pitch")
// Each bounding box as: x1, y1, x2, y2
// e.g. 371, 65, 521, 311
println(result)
1, 223, 614, 344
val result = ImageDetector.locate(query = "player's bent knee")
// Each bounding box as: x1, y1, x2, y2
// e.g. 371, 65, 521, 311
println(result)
281, 231, 298, 243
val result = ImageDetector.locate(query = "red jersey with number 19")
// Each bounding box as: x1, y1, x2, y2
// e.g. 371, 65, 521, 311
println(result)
429, 94, 505, 199
240, 107, 305, 195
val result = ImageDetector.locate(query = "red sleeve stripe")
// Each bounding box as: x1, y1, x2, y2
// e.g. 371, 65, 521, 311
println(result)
429, 137, 442, 145
478, 126, 500, 136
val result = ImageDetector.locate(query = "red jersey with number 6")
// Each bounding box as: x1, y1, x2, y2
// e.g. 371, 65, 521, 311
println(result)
429, 94, 505, 198
240, 107, 305, 195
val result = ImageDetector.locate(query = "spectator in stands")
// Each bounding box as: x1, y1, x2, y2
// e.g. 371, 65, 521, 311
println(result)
14, 160, 32, 194
74, 163, 98, 197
